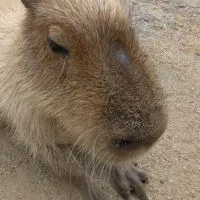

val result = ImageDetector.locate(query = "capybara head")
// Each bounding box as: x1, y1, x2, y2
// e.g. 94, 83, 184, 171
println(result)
20, 0, 167, 163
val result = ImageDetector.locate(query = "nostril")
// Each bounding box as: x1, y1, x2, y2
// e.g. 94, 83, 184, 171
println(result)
112, 138, 135, 149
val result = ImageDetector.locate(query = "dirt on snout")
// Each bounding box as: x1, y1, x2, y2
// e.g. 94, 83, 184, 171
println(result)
0, 0, 200, 200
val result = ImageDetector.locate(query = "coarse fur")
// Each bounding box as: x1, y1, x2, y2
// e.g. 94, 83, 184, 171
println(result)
0, 0, 167, 199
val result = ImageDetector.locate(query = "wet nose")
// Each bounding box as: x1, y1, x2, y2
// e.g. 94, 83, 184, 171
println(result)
111, 112, 167, 150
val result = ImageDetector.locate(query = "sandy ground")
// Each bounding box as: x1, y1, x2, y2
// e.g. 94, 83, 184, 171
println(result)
0, 0, 200, 200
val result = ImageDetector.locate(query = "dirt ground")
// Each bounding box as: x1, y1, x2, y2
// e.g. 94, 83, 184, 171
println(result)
0, 0, 200, 200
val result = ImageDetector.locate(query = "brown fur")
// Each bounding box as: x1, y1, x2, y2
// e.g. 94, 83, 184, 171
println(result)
0, 0, 167, 199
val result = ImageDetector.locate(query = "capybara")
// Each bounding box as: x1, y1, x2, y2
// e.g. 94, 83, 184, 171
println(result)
0, 0, 167, 199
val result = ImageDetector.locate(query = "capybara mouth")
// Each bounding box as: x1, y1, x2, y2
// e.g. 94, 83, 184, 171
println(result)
112, 137, 138, 150
111, 136, 157, 150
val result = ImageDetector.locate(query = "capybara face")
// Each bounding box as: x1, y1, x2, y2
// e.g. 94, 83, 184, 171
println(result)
21, 0, 167, 163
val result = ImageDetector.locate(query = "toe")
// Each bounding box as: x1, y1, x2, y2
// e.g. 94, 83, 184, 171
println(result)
130, 165, 149, 184
128, 174, 149, 200
137, 171, 149, 184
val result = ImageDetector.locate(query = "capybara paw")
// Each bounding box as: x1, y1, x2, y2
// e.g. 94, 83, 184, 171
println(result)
112, 163, 149, 200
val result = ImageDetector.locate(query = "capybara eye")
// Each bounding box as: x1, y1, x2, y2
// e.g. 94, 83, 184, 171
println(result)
47, 38, 69, 57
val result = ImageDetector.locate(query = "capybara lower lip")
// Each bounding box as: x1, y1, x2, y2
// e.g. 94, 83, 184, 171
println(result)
112, 138, 135, 149
111, 136, 145, 150
111, 132, 164, 151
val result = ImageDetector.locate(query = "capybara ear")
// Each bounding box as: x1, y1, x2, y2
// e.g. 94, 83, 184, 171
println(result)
21, 0, 40, 9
